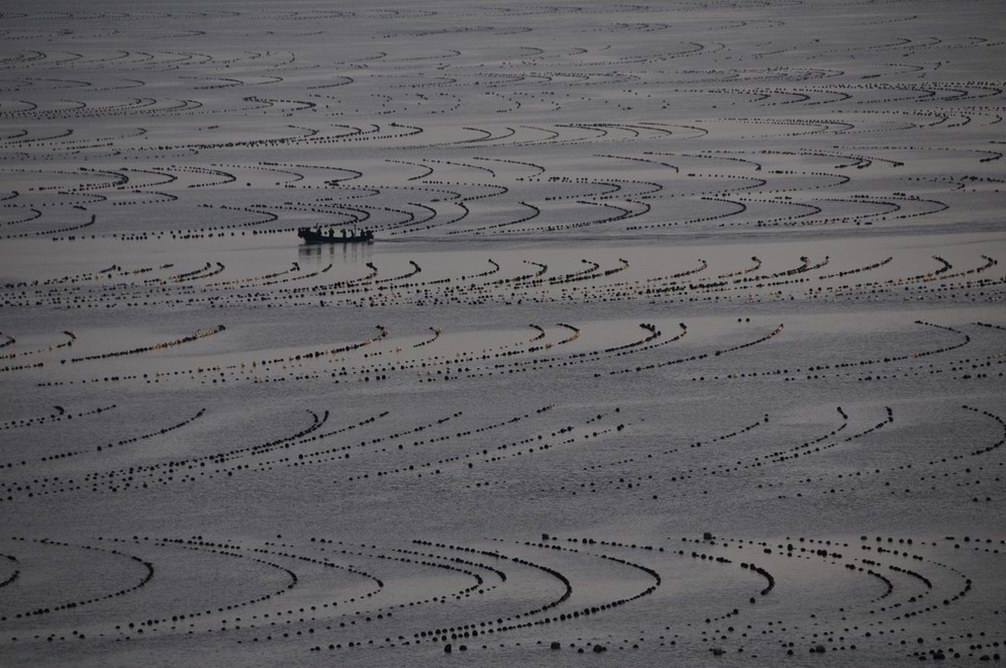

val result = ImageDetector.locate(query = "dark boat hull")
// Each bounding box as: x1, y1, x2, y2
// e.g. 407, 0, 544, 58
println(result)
297, 228, 374, 244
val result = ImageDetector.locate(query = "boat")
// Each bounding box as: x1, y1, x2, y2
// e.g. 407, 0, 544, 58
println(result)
297, 227, 374, 244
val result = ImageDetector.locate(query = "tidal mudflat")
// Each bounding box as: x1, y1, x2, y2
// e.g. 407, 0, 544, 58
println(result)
0, 0, 1004, 665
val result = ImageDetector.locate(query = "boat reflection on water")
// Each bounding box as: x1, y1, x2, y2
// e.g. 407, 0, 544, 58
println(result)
297, 236, 373, 263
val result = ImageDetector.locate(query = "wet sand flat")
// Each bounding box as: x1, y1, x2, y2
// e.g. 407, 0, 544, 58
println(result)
0, 0, 1004, 665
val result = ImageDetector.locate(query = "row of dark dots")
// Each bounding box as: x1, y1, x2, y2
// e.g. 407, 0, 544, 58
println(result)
688, 320, 974, 384
40, 317, 541, 389
697, 533, 924, 655
64, 325, 224, 363
2, 535, 153, 625
7, 245, 961, 317
759, 405, 1003, 502
120, 536, 298, 636
605, 320, 784, 376
559, 532, 812, 658
581, 410, 761, 473
204, 261, 301, 289
2, 214, 94, 240
558, 409, 883, 498
2, 405, 205, 488
0, 409, 328, 500
7, 405, 534, 499
26, 405, 203, 468
342, 406, 564, 483
245, 411, 463, 475
310, 537, 574, 652
0, 401, 112, 432
37, 325, 386, 387
250, 321, 574, 386
0, 553, 19, 589
278, 408, 548, 475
